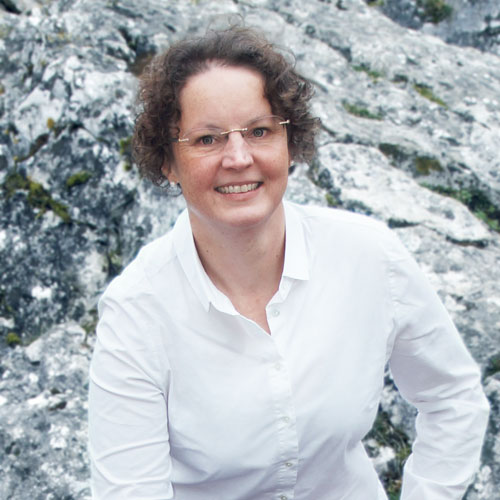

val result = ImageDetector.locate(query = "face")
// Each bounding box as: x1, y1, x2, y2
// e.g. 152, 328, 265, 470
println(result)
164, 65, 291, 236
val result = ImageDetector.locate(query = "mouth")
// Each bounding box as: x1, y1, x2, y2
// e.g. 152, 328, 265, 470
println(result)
215, 182, 261, 194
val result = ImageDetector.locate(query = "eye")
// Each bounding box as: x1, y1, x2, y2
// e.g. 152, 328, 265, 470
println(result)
251, 127, 267, 138
188, 129, 222, 147
200, 135, 215, 145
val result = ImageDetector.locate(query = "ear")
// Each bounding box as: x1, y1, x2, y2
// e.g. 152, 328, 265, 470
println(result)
161, 163, 179, 185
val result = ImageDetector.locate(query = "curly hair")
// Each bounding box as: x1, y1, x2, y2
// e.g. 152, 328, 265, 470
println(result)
133, 26, 319, 186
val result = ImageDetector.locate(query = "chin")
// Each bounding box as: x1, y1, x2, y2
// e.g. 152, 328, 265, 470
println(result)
220, 203, 283, 230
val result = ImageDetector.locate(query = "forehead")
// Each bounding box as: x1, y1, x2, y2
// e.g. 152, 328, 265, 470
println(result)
178, 65, 272, 128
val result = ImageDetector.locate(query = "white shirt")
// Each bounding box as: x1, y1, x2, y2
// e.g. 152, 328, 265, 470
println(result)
88, 201, 489, 500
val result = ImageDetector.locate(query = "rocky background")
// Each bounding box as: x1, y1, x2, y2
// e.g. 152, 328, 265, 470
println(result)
0, 0, 499, 498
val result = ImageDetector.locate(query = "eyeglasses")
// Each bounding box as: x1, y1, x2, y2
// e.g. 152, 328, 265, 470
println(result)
171, 115, 289, 157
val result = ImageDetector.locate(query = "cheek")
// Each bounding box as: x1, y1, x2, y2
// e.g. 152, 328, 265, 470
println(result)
179, 160, 217, 192
260, 145, 289, 170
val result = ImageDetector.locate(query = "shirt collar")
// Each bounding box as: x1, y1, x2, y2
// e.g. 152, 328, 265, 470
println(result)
282, 201, 310, 282
172, 201, 310, 312
172, 210, 219, 312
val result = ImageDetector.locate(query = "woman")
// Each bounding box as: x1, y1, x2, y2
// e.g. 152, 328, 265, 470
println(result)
88, 27, 489, 499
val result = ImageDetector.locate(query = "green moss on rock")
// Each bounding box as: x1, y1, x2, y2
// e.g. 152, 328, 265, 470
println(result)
119, 136, 132, 156
3, 172, 28, 195
0, 25, 12, 39
423, 184, 500, 232
28, 180, 71, 223
66, 170, 92, 189
379, 143, 409, 165
353, 63, 383, 81
342, 101, 383, 120
6, 332, 21, 347
485, 354, 500, 377
106, 250, 123, 278
392, 74, 408, 84
417, 0, 453, 24
413, 83, 448, 108
414, 156, 443, 175
325, 193, 341, 207
0, 290, 14, 317
2, 172, 71, 223
119, 136, 135, 172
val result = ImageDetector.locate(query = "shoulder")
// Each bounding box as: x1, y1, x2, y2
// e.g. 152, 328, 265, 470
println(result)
285, 201, 400, 255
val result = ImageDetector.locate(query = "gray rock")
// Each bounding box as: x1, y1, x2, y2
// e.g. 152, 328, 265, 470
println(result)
376, 0, 500, 57
0, 0, 499, 498
0, 324, 92, 500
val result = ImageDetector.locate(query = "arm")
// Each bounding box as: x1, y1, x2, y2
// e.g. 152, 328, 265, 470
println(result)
88, 294, 173, 499
387, 243, 489, 500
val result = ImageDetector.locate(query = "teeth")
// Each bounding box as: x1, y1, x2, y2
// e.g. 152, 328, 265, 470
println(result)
216, 183, 259, 194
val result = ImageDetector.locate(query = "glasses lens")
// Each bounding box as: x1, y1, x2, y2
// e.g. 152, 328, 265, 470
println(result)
179, 127, 225, 156
244, 116, 287, 147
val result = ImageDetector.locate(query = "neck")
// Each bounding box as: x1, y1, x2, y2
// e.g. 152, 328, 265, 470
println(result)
189, 204, 286, 307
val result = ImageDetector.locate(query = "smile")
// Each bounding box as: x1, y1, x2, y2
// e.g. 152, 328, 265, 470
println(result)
215, 183, 261, 194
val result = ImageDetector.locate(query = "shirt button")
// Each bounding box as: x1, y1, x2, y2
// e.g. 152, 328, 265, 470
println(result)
280, 496, 288, 500
282, 416, 290, 423
271, 308, 280, 317
285, 462, 293, 467
274, 363, 282, 371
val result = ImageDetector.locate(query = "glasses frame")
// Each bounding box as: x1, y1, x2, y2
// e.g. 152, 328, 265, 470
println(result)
170, 115, 290, 146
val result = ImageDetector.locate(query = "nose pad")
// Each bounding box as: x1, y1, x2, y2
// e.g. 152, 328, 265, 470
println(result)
221, 132, 253, 169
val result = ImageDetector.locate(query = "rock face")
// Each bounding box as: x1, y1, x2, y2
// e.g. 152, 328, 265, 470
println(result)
0, 0, 499, 498
376, 0, 500, 56
0, 324, 91, 500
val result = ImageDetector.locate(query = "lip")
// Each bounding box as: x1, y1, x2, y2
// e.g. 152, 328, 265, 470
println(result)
215, 182, 262, 194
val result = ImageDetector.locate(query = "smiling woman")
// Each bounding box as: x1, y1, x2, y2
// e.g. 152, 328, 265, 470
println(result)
165, 65, 291, 241
88, 26, 489, 500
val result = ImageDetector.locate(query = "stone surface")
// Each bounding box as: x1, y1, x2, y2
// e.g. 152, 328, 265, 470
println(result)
375, 0, 500, 56
0, 324, 92, 500
0, 0, 499, 498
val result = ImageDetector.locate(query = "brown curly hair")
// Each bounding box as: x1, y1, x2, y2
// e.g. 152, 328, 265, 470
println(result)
133, 26, 319, 186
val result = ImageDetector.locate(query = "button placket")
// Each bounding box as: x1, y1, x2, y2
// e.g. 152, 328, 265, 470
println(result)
267, 303, 283, 327
268, 354, 299, 499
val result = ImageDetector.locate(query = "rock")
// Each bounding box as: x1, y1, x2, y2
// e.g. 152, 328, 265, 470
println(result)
24, 335, 43, 363
375, 0, 500, 57
0, 0, 499, 498
0, 324, 93, 500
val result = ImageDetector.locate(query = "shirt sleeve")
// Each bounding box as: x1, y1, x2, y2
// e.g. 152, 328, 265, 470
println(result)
386, 237, 490, 500
88, 292, 174, 499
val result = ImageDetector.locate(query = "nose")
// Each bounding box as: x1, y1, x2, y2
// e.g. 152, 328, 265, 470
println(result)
221, 132, 253, 169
